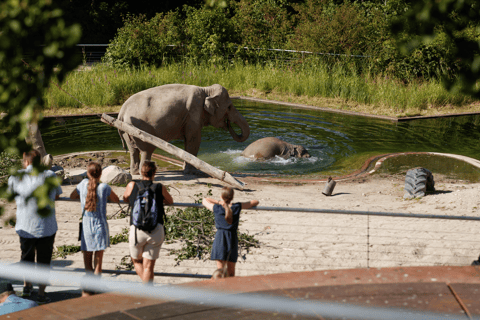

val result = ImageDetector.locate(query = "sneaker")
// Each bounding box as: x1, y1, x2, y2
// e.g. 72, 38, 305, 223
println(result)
21, 286, 32, 297
36, 295, 51, 305
472, 260, 480, 266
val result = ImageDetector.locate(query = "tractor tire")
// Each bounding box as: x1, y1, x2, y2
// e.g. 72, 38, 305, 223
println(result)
404, 168, 435, 199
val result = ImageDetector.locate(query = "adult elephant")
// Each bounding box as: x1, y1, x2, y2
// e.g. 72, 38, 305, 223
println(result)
241, 137, 310, 160
118, 84, 250, 174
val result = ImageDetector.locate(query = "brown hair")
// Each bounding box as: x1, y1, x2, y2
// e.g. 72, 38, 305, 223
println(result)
23, 149, 40, 165
221, 187, 234, 224
141, 161, 157, 179
84, 162, 102, 212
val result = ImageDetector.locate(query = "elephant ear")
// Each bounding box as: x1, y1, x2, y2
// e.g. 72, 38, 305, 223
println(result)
204, 96, 218, 115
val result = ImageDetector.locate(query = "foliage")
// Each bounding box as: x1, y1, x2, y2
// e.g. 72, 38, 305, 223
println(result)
391, 0, 480, 97
164, 189, 260, 262
116, 255, 134, 271
292, 0, 385, 56
232, 0, 293, 61
103, 11, 185, 68
53, 244, 81, 259
110, 227, 129, 245
0, 0, 81, 218
183, 5, 238, 62
0, 152, 21, 185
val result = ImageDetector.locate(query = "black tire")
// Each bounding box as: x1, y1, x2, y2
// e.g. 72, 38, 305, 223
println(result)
404, 168, 434, 199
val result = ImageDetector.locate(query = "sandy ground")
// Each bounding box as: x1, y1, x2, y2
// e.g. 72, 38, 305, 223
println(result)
1, 169, 480, 286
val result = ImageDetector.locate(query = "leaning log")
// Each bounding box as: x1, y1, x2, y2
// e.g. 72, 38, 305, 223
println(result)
100, 113, 245, 190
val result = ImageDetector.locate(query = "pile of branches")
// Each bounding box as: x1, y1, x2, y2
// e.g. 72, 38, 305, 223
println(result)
164, 190, 259, 262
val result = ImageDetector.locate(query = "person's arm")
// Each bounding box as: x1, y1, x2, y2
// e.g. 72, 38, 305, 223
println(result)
123, 181, 135, 202
108, 190, 120, 203
241, 200, 259, 210
202, 198, 218, 211
162, 185, 173, 205
69, 189, 80, 200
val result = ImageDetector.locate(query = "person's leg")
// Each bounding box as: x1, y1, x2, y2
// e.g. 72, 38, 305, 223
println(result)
226, 261, 236, 277
141, 225, 164, 284
19, 237, 35, 295
142, 259, 156, 283
93, 251, 104, 275
132, 257, 144, 279
83, 251, 94, 273
129, 225, 146, 281
35, 233, 56, 300
82, 251, 94, 297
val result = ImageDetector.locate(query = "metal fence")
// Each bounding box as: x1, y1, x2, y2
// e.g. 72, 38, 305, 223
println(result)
75, 44, 369, 65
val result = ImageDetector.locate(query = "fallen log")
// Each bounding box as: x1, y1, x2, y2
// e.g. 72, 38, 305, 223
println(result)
100, 113, 245, 190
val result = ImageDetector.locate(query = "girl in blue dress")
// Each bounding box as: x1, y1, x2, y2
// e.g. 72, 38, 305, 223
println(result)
202, 187, 259, 277
70, 162, 119, 295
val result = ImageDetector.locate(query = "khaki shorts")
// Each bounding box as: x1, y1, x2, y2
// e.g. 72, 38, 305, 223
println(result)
129, 224, 164, 260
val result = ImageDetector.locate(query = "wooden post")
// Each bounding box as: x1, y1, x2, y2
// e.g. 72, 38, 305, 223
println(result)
100, 113, 245, 190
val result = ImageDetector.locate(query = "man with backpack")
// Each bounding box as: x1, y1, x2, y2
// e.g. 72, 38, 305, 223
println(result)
123, 161, 174, 284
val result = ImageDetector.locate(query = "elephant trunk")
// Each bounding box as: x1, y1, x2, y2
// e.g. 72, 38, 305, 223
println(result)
227, 109, 250, 143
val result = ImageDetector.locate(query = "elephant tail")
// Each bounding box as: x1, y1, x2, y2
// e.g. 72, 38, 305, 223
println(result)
118, 129, 128, 152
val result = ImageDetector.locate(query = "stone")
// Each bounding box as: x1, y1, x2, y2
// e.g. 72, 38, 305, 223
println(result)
50, 165, 65, 180
101, 165, 132, 185
64, 169, 87, 185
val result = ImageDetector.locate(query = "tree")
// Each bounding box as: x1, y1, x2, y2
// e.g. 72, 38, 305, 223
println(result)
0, 0, 81, 217
392, 0, 480, 97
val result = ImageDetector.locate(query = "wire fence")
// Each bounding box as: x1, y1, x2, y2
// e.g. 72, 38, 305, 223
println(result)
75, 44, 370, 65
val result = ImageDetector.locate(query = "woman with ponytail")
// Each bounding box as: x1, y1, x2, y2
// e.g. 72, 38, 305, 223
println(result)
202, 187, 259, 277
70, 162, 119, 296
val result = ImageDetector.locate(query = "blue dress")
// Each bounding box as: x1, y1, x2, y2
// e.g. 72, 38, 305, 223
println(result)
76, 179, 112, 251
211, 202, 241, 263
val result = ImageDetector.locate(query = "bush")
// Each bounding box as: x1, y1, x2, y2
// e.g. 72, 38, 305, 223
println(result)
0, 152, 21, 185
292, 0, 384, 56
103, 11, 185, 68
183, 5, 238, 62
232, 0, 293, 62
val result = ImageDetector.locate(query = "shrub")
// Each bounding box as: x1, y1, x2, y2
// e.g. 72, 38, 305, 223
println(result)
103, 11, 185, 68
183, 5, 238, 62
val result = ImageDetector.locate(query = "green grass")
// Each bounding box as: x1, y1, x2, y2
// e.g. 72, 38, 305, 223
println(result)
44, 60, 475, 116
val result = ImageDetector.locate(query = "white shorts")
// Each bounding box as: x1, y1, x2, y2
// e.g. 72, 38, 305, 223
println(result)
129, 224, 164, 260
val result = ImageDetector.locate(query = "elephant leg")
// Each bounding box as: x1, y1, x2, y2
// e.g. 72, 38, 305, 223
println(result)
139, 145, 155, 174
183, 132, 202, 175
124, 134, 141, 175
130, 147, 140, 175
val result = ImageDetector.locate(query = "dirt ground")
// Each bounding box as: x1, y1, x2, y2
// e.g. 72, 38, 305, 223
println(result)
1, 153, 480, 285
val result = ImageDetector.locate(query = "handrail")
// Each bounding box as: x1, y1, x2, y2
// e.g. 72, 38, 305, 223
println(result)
57, 197, 480, 221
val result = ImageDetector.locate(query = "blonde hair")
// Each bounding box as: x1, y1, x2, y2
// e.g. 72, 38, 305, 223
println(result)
85, 162, 102, 212
221, 187, 234, 224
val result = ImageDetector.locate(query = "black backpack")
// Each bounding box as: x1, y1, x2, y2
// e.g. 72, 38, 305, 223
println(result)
132, 181, 158, 232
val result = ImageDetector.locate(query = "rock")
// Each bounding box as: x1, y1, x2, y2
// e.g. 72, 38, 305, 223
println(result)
64, 169, 87, 185
101, 165, 132, 185
50, 165, 65, 180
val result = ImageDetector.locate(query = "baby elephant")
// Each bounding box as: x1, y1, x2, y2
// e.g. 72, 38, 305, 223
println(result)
241, 137, 310, 160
